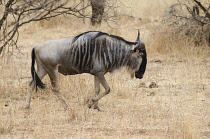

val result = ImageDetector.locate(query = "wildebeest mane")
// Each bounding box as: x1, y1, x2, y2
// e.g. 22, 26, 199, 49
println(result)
109, 35, 138, 45
72, 31, 107, 43
72, 31, 138, 45
91, 31, 109, 40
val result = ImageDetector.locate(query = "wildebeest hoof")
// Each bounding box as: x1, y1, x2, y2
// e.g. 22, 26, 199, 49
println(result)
95, 107, 104, 112
87, 99, 103, 112
25, 105, 32, 110
87, 99, 94, 109
52, 88, 60, 93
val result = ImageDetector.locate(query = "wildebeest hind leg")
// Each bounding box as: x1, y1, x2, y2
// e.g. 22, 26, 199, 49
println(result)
26, 84, 35, 109
48, 68, 60, 93
26, 68, 46, 109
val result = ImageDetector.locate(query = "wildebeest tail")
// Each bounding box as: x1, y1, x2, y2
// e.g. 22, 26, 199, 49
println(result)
30, 48, 46, 91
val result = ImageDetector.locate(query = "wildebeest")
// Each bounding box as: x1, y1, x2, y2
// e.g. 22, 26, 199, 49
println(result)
26, 31, 147, 111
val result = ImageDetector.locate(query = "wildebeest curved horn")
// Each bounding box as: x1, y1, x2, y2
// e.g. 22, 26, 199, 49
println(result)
136, 30, 140, 42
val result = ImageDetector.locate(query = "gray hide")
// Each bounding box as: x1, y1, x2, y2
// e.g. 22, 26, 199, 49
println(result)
26, 31, 147, 111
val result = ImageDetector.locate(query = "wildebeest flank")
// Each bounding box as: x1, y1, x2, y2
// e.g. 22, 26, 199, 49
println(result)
26, 31, 147, 111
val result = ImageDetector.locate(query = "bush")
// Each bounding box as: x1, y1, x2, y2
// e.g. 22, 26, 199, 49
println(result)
151, 1, 210, 55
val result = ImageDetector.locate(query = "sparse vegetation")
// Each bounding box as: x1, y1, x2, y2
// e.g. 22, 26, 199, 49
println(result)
0, 0, 210, 138
151, 0, 210, 55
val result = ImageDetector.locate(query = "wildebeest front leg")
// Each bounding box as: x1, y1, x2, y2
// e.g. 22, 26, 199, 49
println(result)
88, 74, 110, 111
88, 76, 103, 111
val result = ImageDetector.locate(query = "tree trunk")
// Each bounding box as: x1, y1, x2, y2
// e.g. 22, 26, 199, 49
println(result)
90, 0, 105, 26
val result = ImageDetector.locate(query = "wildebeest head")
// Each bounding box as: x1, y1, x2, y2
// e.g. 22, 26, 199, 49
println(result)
130, 31, 147, 79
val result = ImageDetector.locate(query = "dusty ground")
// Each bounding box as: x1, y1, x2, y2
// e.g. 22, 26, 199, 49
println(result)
1, 0, 210, 138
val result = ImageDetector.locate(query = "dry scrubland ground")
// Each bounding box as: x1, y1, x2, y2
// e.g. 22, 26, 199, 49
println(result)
1, 0, 210, 138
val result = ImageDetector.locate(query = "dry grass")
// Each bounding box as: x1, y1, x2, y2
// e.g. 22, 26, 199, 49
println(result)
1, 0, 210, 138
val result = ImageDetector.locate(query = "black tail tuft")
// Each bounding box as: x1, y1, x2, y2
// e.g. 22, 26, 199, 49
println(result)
30, 48, 46, 91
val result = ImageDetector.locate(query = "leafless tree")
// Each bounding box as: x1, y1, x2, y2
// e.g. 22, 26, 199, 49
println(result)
0, 0, 94, 55
90, 0, 105, 26
0, 0, 119, 55
162, 0, 210, 46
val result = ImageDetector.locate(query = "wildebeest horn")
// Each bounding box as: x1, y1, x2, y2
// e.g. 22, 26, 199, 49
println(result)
136, 30, 140, 42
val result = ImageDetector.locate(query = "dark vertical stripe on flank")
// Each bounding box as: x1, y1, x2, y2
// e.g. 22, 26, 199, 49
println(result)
89, 40, 94, 68
95, 40, 100, 61
82, 41, 89, 69
72, 44, 78, 66
102, 38, 110, 69
116, 47, 120, 68
75, 47, 80, 68
112, 42, 118, 69
107, 44, 112, 69
116, 43, 121, 68
119, 48, 126, 66
86, 41, 91, 67
108, 42, 113, 70
118, 43, 123, 67
79, 43, 84, 70
98, 40, 101, 63
100, 42, 103, 65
